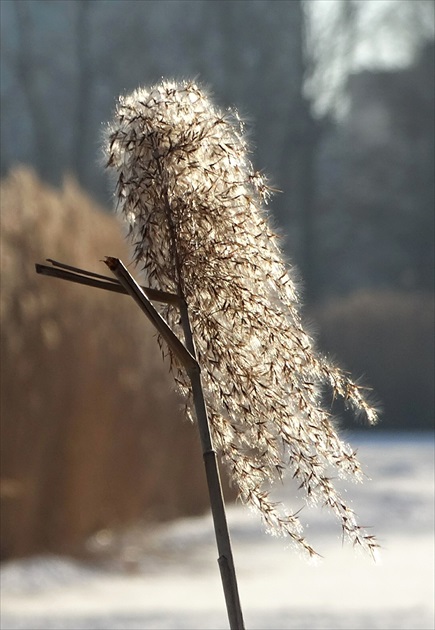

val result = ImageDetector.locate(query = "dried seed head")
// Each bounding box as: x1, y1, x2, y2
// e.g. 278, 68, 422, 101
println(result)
104, 80, 379, 558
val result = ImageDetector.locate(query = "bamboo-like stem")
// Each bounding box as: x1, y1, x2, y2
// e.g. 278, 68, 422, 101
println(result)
105, 257, 245, 630
178, 299, 245, 630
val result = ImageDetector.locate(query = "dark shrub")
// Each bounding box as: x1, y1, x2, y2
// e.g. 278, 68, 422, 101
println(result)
312, 290, 434, 431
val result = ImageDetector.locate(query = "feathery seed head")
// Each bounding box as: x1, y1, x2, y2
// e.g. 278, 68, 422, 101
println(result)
104, 80, 379, 558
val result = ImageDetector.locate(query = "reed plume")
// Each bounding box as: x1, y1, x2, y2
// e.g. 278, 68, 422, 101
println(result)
104, 80, 379, 558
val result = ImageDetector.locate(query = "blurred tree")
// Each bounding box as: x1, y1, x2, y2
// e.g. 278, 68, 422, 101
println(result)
279, 0, 326, 303
316, 41, 434, 295
73, 0, 93, 189
0, 0, 433, 298
305, 0, 434, 118
9, 0, 64, 184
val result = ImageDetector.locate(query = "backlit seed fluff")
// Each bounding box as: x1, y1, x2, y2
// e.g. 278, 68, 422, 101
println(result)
104, 80, 379, 558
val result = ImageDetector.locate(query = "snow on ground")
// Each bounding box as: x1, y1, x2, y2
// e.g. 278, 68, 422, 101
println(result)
1, 433, 434, 630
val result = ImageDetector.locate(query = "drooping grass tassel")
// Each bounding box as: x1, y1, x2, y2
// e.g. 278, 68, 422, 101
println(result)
104, 79, 379, 558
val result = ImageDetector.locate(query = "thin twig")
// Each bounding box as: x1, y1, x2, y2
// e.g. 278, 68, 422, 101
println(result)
35, 260, 180, 305
47, 258, 121, 282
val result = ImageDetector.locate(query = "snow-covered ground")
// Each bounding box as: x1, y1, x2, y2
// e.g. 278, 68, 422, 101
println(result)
1, 433, 434, 630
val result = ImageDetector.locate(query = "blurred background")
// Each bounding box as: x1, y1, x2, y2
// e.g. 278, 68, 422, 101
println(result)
1, 0, 434, 561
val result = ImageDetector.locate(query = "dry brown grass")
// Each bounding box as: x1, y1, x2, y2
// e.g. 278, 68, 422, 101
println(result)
0, 167, 221, 560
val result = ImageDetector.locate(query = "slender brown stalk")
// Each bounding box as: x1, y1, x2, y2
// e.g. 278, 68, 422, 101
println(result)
178, 299, 245, 630
105, 257, 245, 630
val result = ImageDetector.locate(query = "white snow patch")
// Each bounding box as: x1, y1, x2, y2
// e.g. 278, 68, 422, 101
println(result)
1, 433, 434, 629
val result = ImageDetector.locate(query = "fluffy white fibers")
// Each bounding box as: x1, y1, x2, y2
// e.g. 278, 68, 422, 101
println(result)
104, 80, 378, 557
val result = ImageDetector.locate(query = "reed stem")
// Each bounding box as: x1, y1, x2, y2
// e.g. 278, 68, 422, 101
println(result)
105, 257, 245, 630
